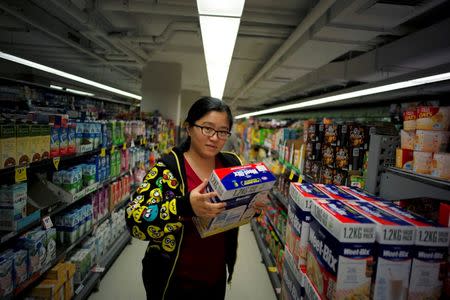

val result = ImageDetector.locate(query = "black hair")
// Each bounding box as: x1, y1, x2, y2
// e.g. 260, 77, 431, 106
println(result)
180, 96, 233, 150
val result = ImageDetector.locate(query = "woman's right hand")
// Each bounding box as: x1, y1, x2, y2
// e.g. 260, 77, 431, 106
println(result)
190, 179, 226, 218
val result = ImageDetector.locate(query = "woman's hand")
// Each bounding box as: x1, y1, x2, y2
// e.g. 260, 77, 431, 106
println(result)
190, 179, 226, 218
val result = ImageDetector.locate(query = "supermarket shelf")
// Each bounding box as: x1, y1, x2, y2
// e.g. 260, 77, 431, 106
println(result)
73, 230, 131, 300
251, 219, 282, 300
264, 215, 285, 247
13, 210, 115, 298
380, 167, 450, 201
0, 171, 131, 247
270, 189, 289, 209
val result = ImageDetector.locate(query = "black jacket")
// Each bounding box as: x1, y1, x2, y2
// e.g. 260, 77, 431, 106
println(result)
125, 146, 242, 299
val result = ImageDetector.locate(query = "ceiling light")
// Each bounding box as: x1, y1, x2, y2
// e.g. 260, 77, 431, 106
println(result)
197, 0, 245, 17
235, 71, 450, 119
50, 85, 63, 90
0, 51, 142, 100
200, 15, 240, 99
65, 88, 95, 97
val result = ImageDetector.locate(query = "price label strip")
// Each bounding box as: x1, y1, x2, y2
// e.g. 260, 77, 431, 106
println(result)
267, 266, 277, 273
15, 166, 27, 183
289, 170, 295, 181
122, 143, 127, 150
100, 148, 106, 157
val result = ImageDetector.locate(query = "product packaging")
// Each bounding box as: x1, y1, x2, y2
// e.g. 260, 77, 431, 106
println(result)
40, 124, 50, 160
50, 124, 60, 158
0, 124, 16, 168
16, 124, 31, 166
403, 109, 417, 131
315, 184, 359, 201
414, 130, 450, 153
324, 124, 339, 145
0, 251, 14, 297
431, 152, 450, 179
396, 148, 414, 170
416, 106, 450, 131
413, 151, 433, 174
322, 145, 335, 168
281, 249, 303, 300
30, 125, 42, 162
335, 146, 349, 170
400, 130, 415, 150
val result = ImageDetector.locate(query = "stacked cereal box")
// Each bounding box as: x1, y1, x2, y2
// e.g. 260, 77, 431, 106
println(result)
398, 105, 450, 179
193, 162, 276, 238
307, 198, 376, 300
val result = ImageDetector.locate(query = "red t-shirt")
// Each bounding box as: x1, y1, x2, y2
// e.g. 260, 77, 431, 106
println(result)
173, 158, 226, 286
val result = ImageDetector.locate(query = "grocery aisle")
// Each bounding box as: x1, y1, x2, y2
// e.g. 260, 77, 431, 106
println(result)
88, 224, 277, 300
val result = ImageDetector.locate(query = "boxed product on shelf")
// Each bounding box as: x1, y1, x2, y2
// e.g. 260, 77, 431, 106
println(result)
50, 124, 60, 158
335, 146, 349, 170
400, 129, 415, 150
307, 199, 376, 300
59, 125, 68, 156
28, 272, 65, 300
0, 183, 27, 231
413, 151, 433, 174
208, 162, 276, 200
64, 262, 76, 300
342, 200, 416, 300
304, 272, 322, 300
416, 106, 450, 131
30, 124, 42, 162
16, 124, 31, 165
281, 250, 303, 300
69, 248, 92, 285
415, 130, 450, 153
321, 145, 335, 168
315, 184, 359, 201
1, 124, 17, 168
431, 152, 450, 179
67, 122, 76, 155
396, 148, 414, 169
403, 109, 417, 131
39, 124, 50, 160
306, 141, 322, 161
309, 161, 322, 182
333, 169, 347, 186
320, 166, 334, 185
0, 251, 14, 297
43, 227, 57, 269
13, 249, 29, 287
16, 229, 47, 276
324, 124, 338, 145
349, 147, 364, 171
348, 124, 368, 149
353, 197, 450, 300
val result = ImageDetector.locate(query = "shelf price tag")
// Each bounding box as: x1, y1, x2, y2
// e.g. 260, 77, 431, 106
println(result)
268, 266, 277, 273
281, 164, 286, 174
122, 143, 127, 150
53, 157, 60, 170
42, 216, 54, 229
100, 148, 106, 157
111, 145, 115, 154
289, 170, 295, 181
15, 166, 27, 183
298, 175, 303, 183
142, 138, 147, 145
92, 266, 105, 273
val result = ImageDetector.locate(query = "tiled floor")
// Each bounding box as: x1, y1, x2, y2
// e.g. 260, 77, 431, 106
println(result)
88, 224, 277, 300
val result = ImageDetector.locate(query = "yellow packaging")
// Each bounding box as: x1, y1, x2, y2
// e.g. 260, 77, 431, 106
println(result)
432, 153, 450, 179
400, 130, 415, 150
64, 262, 76, 300
16, 124, 31, 166
0, 124, 17, 168
29, 278, 65, 300
413, 151, 433, 174
414, 130, 450, 153
45, 263, 67, 281
40, 124, 51, 160
30, 125, 42, 162
416, 106, 450, 131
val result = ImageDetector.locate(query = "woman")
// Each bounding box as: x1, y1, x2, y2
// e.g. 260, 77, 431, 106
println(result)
125, 97, 263, 300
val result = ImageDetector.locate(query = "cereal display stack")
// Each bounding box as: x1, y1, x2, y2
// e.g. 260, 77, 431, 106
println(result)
398, 105, 450, 179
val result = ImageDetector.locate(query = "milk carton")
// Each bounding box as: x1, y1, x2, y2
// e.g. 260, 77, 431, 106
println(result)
208, 162, 276, 200
307, 199, 376, 300
341, 200, 415, 300
287, 183, 329, 267
361, 200, 450, 300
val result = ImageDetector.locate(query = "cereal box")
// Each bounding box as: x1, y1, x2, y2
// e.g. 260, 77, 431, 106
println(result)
403, 110, 417, 131
324, 124, 338, 145
16, 124, 31, 166
413, 151, 433, 174
341, 200, 415, 300
287, 182, 327, 267
416, 106, 449, 131
30, 125, 42, 162
40, 124, 50, 160
360, 200, 450, 300
0, 124, 17, 168
396, 148, 414, 170
432, 152, 450, 179
208, 162, 276, 200
400, 130, 415, 150
50, 124, 60, 158
315, 184, 359, 201
307, 199, 376, 300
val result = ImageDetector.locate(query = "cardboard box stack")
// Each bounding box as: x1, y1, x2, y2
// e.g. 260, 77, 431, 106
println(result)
28, 262, 76, 300
193, 162, 276, 238
398, 105, 450, 179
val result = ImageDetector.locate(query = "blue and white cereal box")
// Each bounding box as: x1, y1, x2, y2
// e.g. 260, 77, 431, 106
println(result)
0, 251, 13, 297
307, 199, 376, 300
208, 162, 276, 200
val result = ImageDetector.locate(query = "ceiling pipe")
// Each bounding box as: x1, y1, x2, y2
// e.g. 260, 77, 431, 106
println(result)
96, 0, 302, 27
0, 1, 140, 81
230, 0, 337, 105
47, 0, 149, 65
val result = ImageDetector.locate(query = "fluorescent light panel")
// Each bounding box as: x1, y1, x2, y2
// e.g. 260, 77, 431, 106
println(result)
65, 88, 94, 97
235, 71, 450, 119
200, 15, 240, 99
197, 0, 245, 17
50, 85, 63, 90
0, 51, 142, 100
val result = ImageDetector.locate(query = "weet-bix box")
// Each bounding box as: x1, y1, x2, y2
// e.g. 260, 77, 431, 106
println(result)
287, 183, 330, 267
208, 162, 276, 200
307, 199, 376, 300
337, 186, 385, 202
361, 200, 450, 300
342, 199, 415, 300
314, 184, 359, 201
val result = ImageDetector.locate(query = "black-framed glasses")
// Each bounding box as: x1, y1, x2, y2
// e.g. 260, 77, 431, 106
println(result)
193, 124, 231, 140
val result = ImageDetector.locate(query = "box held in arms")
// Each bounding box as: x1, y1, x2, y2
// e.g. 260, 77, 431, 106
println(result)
193, 163, 276, 238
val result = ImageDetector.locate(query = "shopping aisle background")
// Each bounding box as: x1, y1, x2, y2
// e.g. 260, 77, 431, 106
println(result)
88, 224, 277, 300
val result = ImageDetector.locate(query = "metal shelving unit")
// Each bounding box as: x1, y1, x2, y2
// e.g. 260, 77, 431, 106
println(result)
74, 231, 131, 300
380, 167, 450, 200
251, 219, 282, 300
270, 189, 289, 209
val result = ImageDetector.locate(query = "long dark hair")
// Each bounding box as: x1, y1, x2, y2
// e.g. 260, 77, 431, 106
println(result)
180, 96, 233, 150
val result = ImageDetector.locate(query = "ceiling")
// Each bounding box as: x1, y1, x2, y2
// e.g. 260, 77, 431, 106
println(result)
1, 0, 450, 116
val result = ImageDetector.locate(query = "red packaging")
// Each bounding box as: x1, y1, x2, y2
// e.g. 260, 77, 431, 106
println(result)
438, 203, 450, 227
416, 106, 450, 131
403, 110, 417, 131
396, 148, 414, 170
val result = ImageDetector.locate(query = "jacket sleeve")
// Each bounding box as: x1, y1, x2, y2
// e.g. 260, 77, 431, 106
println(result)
125, 161, 193, 241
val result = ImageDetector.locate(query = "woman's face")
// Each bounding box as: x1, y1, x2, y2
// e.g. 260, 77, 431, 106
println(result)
188, 111, 230, 159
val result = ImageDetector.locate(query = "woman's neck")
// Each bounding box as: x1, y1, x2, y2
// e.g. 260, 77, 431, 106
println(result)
185, 149, 215, 170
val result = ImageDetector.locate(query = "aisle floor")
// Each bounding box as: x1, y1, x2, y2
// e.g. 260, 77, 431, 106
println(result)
88, 224, 277, 300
